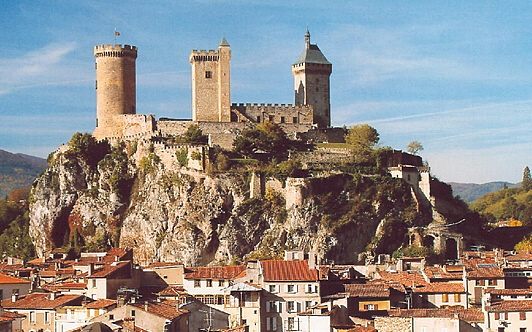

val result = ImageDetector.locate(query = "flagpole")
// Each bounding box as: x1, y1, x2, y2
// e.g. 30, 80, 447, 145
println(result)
114, 27, 117, 44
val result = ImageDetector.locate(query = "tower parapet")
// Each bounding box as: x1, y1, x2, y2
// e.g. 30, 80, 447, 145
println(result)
93, 44, 137, 139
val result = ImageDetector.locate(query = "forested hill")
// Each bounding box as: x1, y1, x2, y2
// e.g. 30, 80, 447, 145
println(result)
449, 181, 517, 203
0, 149, 47, 197
470, 185, 531, 226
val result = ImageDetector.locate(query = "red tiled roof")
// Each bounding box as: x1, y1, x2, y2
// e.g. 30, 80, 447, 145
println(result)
85, 299, 116, 309
344, 283, 390, 298
466, 267, 504, 279
347, 327, 377, 332
147, 262, 183, 268
377, 271, 427, 287
487, 300, 532, 312
506, 252, 532, 261
261, 260, 318, 282
0, 272, 30, 284
412, 282, 465, 294
89, 261, 131, 278
42, 282, 86, 292
485, 288, 532, 296
424, 266, 463, 280
185, 265, 245, 280
388, 308, 484, 322
2, 293, 84, 310
158, 286, 188, 297
131, 301, 188, 320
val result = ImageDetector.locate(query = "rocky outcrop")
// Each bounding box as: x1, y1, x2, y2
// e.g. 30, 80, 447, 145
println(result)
29, 138, 430, 265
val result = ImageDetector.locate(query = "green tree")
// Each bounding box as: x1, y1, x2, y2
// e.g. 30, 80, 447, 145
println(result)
345, 124, 380, 163
233, 122, 290, 160
407, 140, 424, 155
515, 235, 532, 253
183, 124, 208, 144
523, 166, 532, 190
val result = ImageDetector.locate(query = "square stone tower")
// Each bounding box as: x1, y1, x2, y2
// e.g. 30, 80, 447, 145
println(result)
292, 30, 332, 128
189, 38, 231, 122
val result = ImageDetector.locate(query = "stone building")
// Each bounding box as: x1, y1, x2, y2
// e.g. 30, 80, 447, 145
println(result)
93, 44, 138, 139
292, 29, 332, 128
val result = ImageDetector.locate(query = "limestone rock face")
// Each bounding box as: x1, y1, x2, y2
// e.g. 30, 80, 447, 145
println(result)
29, 140, 427, 265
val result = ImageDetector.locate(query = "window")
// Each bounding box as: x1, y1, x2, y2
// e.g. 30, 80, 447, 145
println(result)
287, 301, 295, 313
293, 117, 298, 124
454, 293, 461, 302
109, 314, 114, 320
266, 317, 277, 331
30, 311, 35, 323
0, 290, 3, 300
364, 304, 376, 310
498, 328, 505, 332
287, 317, 295, 331
95, 80, 97, 89
280, 116, 285, 123
205, 71, 212, 78
131, 310, 135, 317
520, 312, 526, 320
204, 295, 215, 304
442, 293, 449, 303
488, 279, 497, 286
504, 312, 508, 320
266, 301, 282, 313
494, 312, 500, 320
206, 279, 213, 287
218, 280, 224, 287
91, 279, 96, 288
287, 284, 296, 293
194, 280, 201, 287
256, 116, 261, 122
475, 280, 484, 286
269, 285, 278, 293
216, 295, 225, 305
520, 328, 527, 332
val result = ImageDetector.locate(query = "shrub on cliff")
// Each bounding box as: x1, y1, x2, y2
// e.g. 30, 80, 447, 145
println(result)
233, 122, 291, 161
67, 132, 110, 167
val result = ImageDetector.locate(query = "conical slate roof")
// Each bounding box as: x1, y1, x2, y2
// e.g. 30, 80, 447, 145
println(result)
293, 44, 331, 65
219, 37, 230, 47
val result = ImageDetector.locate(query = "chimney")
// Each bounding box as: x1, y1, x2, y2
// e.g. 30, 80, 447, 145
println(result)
49, 292, 57, 301
144, 301, 149, 312
88, 263, 94, 276
11, 292, 18, 303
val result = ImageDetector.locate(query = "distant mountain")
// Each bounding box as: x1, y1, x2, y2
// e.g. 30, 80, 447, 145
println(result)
0, 149, 47, 198
449, 181, 518, 203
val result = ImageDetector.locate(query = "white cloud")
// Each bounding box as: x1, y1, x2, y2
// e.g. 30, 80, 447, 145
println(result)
0, 42, 92, 95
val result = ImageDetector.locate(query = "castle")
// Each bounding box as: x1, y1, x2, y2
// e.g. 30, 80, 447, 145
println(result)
92, 31, 337, 148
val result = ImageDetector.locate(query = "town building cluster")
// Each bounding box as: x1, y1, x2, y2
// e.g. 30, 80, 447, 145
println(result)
0, 247, 530, 331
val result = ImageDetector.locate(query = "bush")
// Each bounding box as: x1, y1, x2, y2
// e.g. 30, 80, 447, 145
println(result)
176, 148, 188, 167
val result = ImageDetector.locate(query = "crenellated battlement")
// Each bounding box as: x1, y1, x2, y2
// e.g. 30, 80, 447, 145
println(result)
189, 49, 220, 62
230, 103, 312, 112
94, 44, 137, 58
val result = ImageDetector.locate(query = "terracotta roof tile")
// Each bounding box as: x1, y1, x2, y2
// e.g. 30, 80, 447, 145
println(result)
157, 286, 188, 297
377, 271, 427, 287
261, 260, 318, 282
185, 265, 245, 280
89, 261, 131, 278
0, 272, 30, 284
2, 293, 84, 310
424, 266, 463, 280
388, 308, 484, 323
506, 252, 532, 261
412, 282, 465, 294
485, 288, 532, 296
85, 299, 116, 309
487, 300, 532, 312
344, 283, 390, 298
42, 282, 87, 292
147, 262, 183, 268
131, 301, 188, 320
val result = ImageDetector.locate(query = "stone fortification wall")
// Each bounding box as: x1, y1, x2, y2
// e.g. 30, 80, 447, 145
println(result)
297, 127, 346, 143
290, 148, 351, 169
374, 317, 412, 332
99, 114, 155, 143
153, 142, 207, 172
230, 103, 313, 125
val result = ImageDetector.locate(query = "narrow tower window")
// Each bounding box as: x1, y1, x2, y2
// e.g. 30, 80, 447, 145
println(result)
205, 71, 212, 79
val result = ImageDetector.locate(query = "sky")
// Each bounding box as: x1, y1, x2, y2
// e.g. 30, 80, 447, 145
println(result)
0, 1, 531, 184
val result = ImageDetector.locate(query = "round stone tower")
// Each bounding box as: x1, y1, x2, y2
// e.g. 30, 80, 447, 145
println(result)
93, 44, 137, 139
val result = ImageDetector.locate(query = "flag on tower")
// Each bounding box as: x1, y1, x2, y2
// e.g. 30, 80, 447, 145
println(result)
115, 30, 121, 37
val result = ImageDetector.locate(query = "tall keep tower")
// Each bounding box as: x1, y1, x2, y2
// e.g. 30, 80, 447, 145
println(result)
190, 38, 231, 122
93, 44, 137, 138
292, 30, 332, 128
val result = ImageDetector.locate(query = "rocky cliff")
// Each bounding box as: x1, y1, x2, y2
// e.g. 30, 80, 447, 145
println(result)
29, 136, 433, 265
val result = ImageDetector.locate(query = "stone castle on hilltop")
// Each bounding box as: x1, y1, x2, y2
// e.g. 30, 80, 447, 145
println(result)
92, 31, 340, 148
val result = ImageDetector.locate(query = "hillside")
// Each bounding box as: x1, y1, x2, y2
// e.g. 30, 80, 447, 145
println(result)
470, 186, 531, 226
0, 149, 47, 198
449, 181, 517, 203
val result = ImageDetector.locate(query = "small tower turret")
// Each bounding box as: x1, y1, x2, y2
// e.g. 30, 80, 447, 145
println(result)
292, 31, 332, 128
93, 44, 137, 139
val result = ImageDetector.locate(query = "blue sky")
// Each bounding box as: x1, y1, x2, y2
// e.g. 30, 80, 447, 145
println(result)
0, 1, 530, 183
